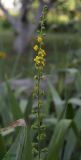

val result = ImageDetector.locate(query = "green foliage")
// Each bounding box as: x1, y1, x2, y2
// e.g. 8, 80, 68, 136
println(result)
48, 80, 64, 117
1, 3, 81, 160
21, 126, 32, 160
0, 17, 11, 29
6, 81, 23, 120
47, 119, 71, 160
1, 55, 81, 160
2, 128, 25, 160
0, 134, 6, 160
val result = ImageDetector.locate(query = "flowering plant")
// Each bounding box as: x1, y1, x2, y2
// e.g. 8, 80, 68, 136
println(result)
33, 6, 47, 160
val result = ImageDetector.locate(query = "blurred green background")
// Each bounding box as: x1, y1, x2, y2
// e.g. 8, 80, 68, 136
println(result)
0, 0, 81, 78
1, 1, 81, 160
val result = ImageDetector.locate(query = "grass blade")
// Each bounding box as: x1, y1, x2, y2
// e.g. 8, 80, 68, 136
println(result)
0, 134, 6, 160
47, 119, 71, 160
2, 127, 26, 160
48, 80, 64, 117
6, 81, 23, 120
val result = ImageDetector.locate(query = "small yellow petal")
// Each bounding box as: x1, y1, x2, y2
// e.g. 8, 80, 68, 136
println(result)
33, 45, 39, 51
37, 36, 43, 43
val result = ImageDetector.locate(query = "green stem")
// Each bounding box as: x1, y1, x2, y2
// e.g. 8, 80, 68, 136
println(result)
38, 70, 41, 160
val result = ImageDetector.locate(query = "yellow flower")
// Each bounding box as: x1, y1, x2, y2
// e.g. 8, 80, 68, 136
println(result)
38, 48, 46, 57
34, 55, 45, 66
41, 60, 45, 66
0, 52, 6, 59
33, 45, 39, 51
34, 56, 40, 65
37, 36, 43, 43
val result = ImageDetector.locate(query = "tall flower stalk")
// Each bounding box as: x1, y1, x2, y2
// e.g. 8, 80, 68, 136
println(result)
33, 6, 47, 160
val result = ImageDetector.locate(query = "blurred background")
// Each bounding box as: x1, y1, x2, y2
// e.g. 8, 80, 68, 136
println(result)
1, 1, 81, 159
0, 0, 81, 78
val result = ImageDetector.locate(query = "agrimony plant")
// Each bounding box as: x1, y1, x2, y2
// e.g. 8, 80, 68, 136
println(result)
32, 6, 47, 160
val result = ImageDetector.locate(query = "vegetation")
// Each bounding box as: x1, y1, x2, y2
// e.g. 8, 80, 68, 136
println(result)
0, 0, 81, 160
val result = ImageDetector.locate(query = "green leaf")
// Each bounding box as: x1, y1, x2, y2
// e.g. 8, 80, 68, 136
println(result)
47, 119, 71, 160
11, 53, 21, 77
66, 68, 78, 75
66, 104, 75, 119
79, 155, 81, 160
68, 98, 81, 107
2, 126, 32, 160
71, 121, 81, 149
63, 128, 75, 160
24, 94, 33, 124
44, 118, 57, 126
63, 72, 81, 160
75, 71, 81, 93
63, 105, 81, 160
0, 134, 6, 160
44, 89, 52, 116
6, 81, 23, 120
0, 96, 12, 126
21, 126, 32, 160
48, 80, 64, 117
2, 127, 26, 160
3, 127, 26, 160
